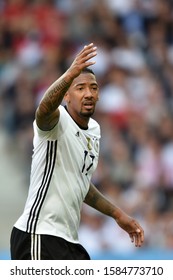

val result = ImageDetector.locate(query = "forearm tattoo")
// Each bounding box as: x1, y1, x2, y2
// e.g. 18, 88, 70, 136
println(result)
86, 185, 99, 206
85, 184, 115, 217
41, 78, 71, 113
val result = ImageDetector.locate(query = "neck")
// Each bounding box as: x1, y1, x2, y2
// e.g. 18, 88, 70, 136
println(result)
65, 106, 89, 130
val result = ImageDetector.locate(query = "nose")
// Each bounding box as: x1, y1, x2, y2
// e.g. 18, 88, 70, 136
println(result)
84, 87, 93, 97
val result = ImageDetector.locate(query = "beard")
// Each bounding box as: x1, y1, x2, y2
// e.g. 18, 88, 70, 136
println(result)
80, 108, 95, 118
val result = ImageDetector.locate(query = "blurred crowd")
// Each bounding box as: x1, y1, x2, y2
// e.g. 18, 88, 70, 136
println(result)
1, 0, 173, 256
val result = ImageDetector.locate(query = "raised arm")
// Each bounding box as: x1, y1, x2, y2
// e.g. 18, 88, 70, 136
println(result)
36, 43, 97, 131
84, 182, 144, 247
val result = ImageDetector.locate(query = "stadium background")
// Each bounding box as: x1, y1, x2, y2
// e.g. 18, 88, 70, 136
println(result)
1, 0, 173, 260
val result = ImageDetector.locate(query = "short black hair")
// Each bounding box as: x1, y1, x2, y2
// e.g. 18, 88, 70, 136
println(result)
81, 67, 95, 76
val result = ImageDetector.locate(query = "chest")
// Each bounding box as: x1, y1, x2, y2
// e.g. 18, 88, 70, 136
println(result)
62, 126, 100, 177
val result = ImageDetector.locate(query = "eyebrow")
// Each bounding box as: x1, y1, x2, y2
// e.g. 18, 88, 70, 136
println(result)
74, 82, 98, 87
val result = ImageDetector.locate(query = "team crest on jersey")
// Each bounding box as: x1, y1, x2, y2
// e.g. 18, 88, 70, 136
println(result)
86, 137, 92, 150
86, 136, 99, 152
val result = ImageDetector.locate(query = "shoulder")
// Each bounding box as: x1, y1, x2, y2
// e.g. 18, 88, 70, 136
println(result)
89, 117, 100, 128
88, 117, 101, 138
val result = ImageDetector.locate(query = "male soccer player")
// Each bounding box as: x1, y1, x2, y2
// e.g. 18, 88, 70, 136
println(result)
10, 43, 144, 260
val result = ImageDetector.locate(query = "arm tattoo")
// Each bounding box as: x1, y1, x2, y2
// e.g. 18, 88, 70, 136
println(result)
41, 78, 71, 114
85, 183, 115, 217
86, 185, 100, 206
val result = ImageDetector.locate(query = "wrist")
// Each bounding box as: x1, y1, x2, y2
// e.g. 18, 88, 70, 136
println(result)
64, 70, 76, 83
112, 207, 124, 221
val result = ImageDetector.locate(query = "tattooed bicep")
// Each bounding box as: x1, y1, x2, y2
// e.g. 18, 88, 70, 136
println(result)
36, 107, 60, 131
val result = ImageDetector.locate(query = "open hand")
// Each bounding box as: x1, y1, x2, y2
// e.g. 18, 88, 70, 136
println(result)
67, 43, 97, 79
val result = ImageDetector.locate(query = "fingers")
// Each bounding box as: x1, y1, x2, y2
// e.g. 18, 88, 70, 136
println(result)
130, 226, 144, 247
81, 43, 97, 55
78, 43, 97, 66
68, 43, 97, 78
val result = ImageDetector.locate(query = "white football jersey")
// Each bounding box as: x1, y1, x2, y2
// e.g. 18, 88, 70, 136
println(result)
14, 105, 101, 243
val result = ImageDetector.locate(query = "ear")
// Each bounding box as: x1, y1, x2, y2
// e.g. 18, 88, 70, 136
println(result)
64, 91, 70, 103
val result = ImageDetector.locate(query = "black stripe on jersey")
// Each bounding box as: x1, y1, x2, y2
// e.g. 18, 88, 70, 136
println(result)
26, 140, 57, 233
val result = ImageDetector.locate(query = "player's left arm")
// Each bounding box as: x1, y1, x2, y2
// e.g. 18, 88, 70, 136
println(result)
84, 182, 144, 247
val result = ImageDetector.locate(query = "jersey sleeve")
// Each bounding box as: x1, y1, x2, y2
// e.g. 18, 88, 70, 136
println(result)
33, 105, 68, 141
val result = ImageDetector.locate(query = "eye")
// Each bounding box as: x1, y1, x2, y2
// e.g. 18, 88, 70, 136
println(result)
92, 86, 98, 91
77, 87, 84, 91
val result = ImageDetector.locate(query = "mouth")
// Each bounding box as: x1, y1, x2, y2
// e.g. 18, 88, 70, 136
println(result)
83, 102, 94, 110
